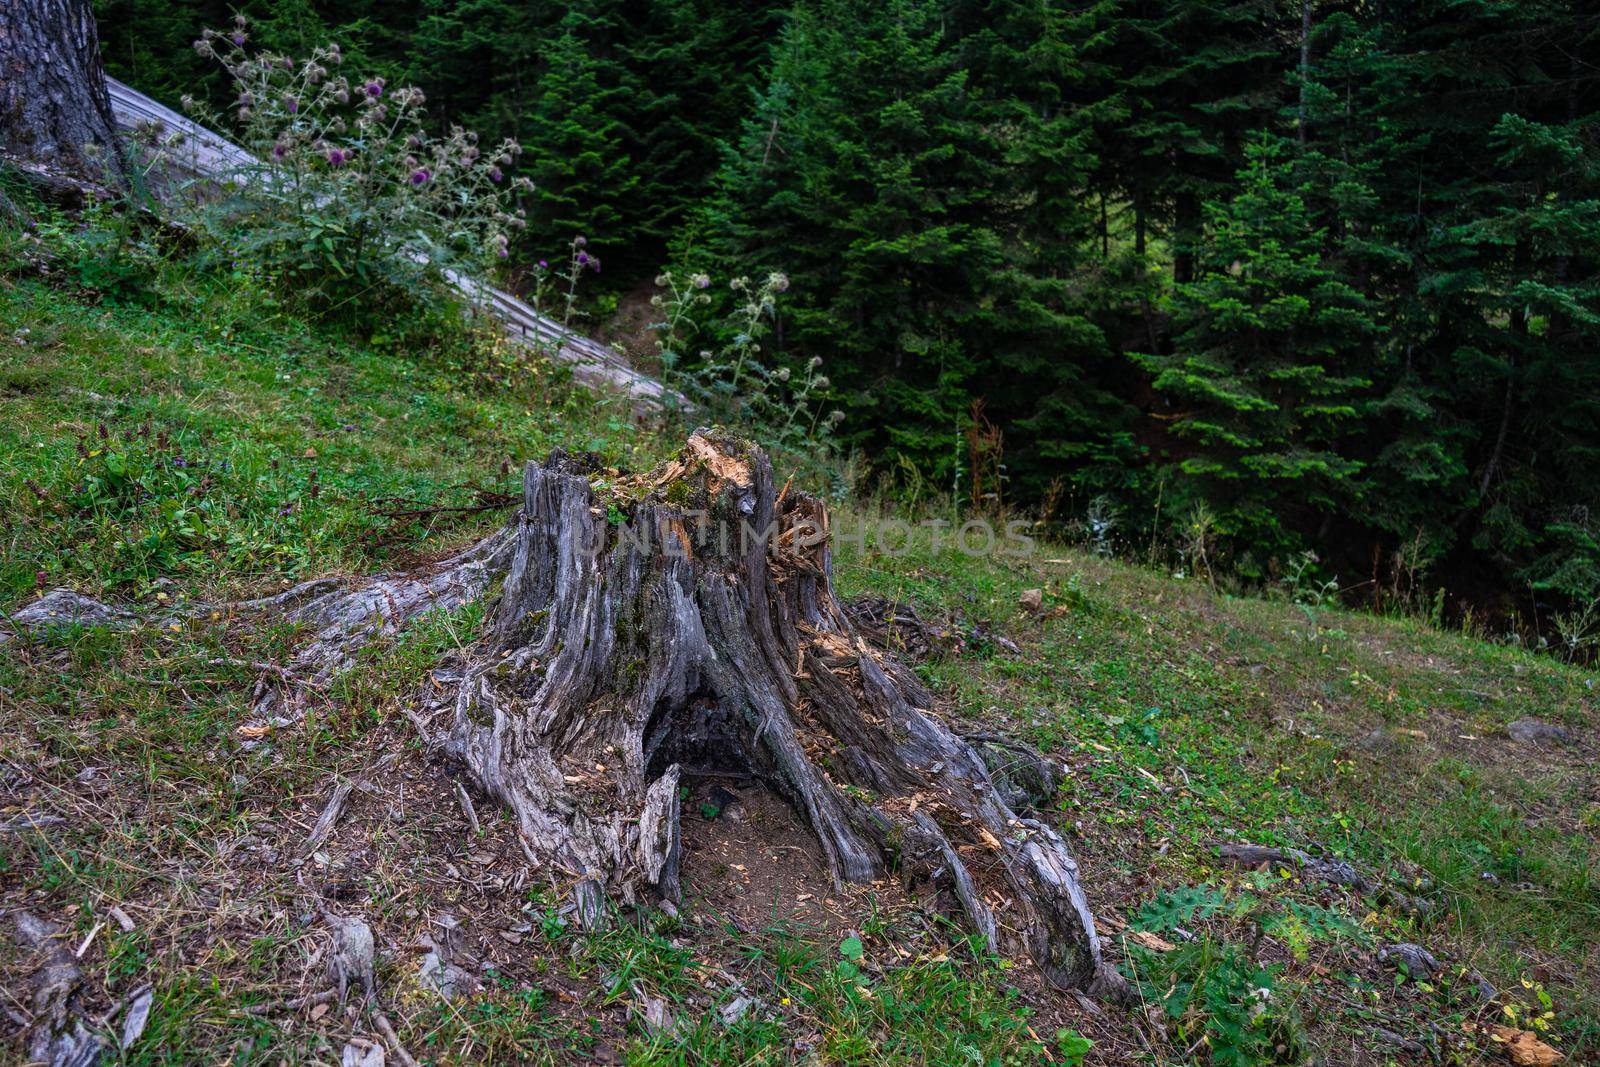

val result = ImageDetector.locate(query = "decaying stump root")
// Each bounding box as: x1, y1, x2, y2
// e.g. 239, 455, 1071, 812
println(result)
440, 432, 1103, 988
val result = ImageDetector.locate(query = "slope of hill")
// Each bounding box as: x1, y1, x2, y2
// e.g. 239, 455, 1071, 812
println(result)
2, 268, 1596, 1064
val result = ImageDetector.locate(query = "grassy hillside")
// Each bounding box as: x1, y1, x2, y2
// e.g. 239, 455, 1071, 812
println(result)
3, 266, 1596, 1065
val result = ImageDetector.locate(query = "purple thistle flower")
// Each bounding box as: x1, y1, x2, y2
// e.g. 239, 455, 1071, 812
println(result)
576, 251, 590, 266
365, 80, 384, 98
325, 148, 346, 165
409, 168, 431, 186
285, 96, 299, 114
589, 256, 602, 273
573, 235, 587, 248
489, 167, 503, 182
272, 142, 288, 160
538, 259, 548, 269
231, 32, 247, 46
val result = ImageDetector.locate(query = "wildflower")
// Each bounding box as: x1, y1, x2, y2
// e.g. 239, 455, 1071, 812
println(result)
828, 409, 846, 425
576, 251, 591, 267
325, 147, 346, 166
813, 376, 830, 390
284, 96, 299, 114
775, 367, 791, 382
589, 256, 602, 273
489, 167, 503, 183
409, 168, 431, 186
272, 142, 288, 160
769, 272, 790, 292
231, 31, 248, 46
238, 91, 253, 107
573, 235, 587, 248
808, 356, 823, 370
539, 260, 549, 269
334, 88, 349, 104
655, 273, 671, 286
180, 94, 196, 111
691, 273, 711, 290
365, 79, 384, 98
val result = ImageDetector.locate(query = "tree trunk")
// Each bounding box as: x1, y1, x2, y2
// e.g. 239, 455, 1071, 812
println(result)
441, 432, 1106, 989
0, 0, 126, 185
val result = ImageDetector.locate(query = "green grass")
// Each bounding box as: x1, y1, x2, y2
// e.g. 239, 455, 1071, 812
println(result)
3, 230, 1596, 1064
832, 515, 1599, 1058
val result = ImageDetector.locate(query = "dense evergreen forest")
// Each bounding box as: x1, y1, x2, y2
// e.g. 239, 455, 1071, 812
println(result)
94, 0, 1600, 628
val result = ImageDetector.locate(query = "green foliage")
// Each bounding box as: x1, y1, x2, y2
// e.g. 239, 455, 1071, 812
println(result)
518, 4, 639, 259
92, 0, 1600, 632
1126, 935, 1305, 1066
1139, 134, 1378, 556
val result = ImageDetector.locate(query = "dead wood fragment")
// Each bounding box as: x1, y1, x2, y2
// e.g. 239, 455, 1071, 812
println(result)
1213, 841, 1373, 892
372, 1011, 419, 1067
453, 780, 481, 836
11, 911, 105, 1067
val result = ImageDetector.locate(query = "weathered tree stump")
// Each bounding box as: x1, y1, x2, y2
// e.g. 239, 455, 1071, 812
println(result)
440, 432, 1103, 988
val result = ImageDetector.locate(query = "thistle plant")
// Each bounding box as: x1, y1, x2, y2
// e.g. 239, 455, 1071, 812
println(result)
650, 269, 842, 445
176, 16, 530, 313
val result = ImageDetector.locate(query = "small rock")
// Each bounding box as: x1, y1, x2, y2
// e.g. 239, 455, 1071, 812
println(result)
720, 995, 758, 1025
1506, 719, 1572, 746
1378, 942, 1440, 978
1355, 728, 1397, 754
341, 1040, 385, 1067
1018, 588, 1043, 614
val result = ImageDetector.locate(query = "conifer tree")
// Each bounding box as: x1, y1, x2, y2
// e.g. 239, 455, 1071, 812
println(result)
519, 3, 640, 260
1140, 134, 1378, 556
693, 0, 1004, 480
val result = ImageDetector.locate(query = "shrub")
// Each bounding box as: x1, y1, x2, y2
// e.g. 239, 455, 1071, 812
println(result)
175, 16, 529, 315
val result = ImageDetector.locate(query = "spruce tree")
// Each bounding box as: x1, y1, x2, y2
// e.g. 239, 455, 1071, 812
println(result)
692, 0, 1003, 481
519, 3, 640, 260
1140, 134, 1378, 558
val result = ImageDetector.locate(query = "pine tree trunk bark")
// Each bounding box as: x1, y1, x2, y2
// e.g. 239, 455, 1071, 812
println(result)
0, 0, 126, 185
442, 432, 1107, 989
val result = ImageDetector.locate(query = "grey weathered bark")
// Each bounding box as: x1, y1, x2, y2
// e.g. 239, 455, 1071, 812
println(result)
0, 0, 126, 185
439, 432, 1105, 988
